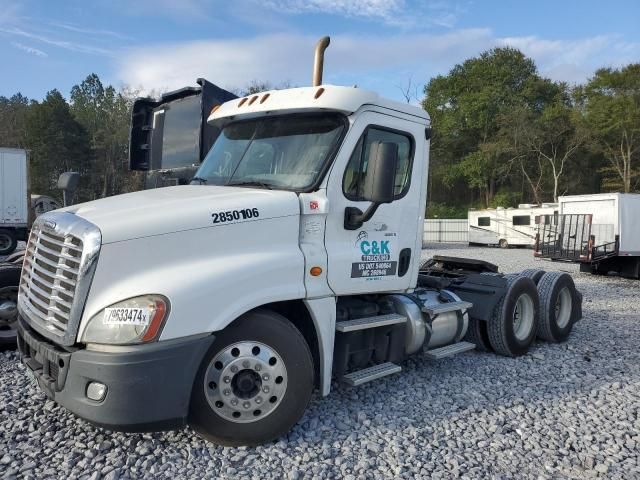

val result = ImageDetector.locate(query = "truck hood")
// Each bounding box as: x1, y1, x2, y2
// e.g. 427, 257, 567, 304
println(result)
62, 186, 300, 244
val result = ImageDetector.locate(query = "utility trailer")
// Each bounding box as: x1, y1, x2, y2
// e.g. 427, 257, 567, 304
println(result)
468, 203, 558, 248
535, 193, 640, 279
15, 37, 583, 446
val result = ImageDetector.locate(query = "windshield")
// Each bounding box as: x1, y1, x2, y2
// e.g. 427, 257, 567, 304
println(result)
193, 113, 346, 190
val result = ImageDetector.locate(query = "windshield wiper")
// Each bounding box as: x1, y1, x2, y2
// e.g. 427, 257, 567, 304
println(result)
191, 176, 208, 184
227, 180, 273, 190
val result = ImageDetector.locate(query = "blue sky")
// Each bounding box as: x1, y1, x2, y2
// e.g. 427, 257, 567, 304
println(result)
1, 0, 639, 102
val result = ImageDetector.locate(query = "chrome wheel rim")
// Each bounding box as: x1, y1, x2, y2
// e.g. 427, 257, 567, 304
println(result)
555, 287, 572, 328
513, 294, 534, 341
0, 285, 18, 339
204, 341, 287, 424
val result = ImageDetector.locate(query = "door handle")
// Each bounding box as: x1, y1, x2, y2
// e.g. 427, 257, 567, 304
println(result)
398, 248, 411, 277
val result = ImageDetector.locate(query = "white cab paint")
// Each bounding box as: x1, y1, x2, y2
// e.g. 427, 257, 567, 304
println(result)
324, 110, 427, 295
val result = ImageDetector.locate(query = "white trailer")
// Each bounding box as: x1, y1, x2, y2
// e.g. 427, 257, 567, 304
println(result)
536, 193, 640, 278
0, 148, 30, 255
468, 203, 558, 248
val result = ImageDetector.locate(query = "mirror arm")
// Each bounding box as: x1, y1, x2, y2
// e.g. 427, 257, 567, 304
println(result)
344, 203, 381, 230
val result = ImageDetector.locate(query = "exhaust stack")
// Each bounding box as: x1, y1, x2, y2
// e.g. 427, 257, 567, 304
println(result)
312, 36, 330, 87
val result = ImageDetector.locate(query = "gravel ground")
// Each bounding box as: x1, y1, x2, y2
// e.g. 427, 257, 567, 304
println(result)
1, 245, 639, 479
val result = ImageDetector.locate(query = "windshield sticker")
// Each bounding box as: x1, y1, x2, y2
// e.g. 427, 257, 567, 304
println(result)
212, 208, 260, 224
351, 231, 398, 278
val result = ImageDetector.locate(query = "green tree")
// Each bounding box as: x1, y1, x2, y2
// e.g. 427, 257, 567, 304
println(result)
423, 48, 556, 207
580, 64, 640, 192
23, 90, 91, 199
70, 74, 136, 198
0, 93, 31, 148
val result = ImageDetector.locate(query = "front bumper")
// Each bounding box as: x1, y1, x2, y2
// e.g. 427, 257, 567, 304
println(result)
17, 316, 215, 432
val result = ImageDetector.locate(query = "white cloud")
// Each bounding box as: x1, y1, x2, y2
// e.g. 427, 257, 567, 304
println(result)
0, 26, 113, 56
11, 41, 47, 57
498, 34, 640, 83
262, 0, 405, 19
258, 0, 465, 28
115, 30, 640, 100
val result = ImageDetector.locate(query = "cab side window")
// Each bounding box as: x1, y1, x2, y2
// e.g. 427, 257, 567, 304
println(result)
343, 127, 413, 200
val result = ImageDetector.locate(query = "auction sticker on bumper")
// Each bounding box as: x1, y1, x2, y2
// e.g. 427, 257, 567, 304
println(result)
103, 308, 151, 326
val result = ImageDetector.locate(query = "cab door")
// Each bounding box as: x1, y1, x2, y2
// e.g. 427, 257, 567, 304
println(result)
323, 111, 426, 295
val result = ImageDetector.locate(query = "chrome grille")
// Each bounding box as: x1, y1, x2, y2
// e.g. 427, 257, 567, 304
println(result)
18, 212, 101, 346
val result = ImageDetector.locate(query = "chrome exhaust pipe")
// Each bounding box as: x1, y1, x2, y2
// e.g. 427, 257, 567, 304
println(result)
312, 36, 330, 87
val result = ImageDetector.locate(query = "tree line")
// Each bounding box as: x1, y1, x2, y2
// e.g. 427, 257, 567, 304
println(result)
0, 49, 638, 215
423, 48, 639, 217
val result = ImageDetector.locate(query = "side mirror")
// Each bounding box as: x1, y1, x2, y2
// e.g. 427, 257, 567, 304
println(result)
57, 172, 80, 207
344, 141, 398, 230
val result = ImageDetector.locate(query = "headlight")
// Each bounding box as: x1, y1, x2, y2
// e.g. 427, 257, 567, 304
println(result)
81, 295, 169, 345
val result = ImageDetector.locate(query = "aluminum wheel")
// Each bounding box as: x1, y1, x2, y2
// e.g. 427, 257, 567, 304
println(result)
0, 285, 18, 341
513, 293, 535, 341
204, 341, 288, 424
555, 286, 573, 328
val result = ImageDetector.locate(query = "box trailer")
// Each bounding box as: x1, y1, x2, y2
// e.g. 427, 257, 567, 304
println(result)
0, 148, 30, 255
535, 193, 640, 278
468, 204, 558, 248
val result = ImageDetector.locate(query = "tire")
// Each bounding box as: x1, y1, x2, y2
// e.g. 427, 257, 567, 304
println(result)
499, 239, 509, 249
463, 317, 493, 352
0, 230, 17, 256
536, 272, 579, 343
189, 309, 314, 446
519, 268, 546, 284
487, 276, 539, 357
0, 264, 21, 347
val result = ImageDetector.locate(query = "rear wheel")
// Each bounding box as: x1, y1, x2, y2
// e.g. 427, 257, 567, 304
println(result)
0, 230, 17, 256
0, 265, 21, 347
499, 239, 509, 249
536, 272, 578, 342
189, 309, 314, 446
519, 268, 546, 284
463, 317, 493, 352
488, 276, 539, 357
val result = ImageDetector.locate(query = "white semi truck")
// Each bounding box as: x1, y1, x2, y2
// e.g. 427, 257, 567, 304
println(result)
15, 38, 582, 446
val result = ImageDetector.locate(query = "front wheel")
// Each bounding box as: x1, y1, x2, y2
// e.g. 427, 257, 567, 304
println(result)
189, 309, 314, 446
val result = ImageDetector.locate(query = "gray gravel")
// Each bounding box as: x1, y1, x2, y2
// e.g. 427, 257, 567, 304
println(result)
1, 244, 640, 479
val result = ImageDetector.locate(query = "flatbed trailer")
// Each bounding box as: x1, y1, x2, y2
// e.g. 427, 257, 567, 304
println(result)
535, 193, 640, 279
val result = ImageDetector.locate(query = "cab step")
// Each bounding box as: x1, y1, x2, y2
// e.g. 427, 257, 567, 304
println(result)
422, 301, 473, 316
341, 362, 401, 386
335, 313, 406, 333
425, 341, 476, 360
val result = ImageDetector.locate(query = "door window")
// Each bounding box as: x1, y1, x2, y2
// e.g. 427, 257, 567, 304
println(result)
343, 127, 413, 200
478, 217, 490, 226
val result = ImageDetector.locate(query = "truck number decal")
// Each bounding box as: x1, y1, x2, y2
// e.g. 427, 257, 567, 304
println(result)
212, 208, 260, 224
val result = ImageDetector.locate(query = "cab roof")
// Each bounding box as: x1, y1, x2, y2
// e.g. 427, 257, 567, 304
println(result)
208, 84, 430, 124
